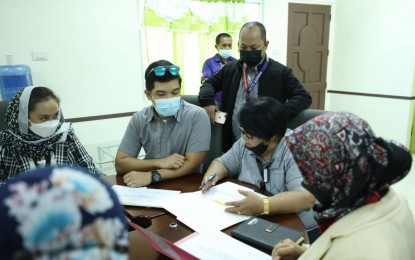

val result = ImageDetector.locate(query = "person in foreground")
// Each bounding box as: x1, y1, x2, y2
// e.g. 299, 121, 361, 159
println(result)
0, 166, 128, 259
198, 21, 311, 152
201, 97, 317, 229
273, 111, 415, 259
115, 60, 211, 187
0, 86, 98, 185
201, 32, 237, 108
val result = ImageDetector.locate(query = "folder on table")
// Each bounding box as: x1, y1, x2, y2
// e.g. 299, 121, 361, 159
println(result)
231, 217, 304, 253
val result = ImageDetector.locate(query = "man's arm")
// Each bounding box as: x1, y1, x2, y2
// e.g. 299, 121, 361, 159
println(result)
121, 151, 207, 187
199, 61, 227, 106
282, 67, 312, 119
268, 189, 315, 214
224, 189, 315, 216
115, 150, 185, 175
201, 159, 229, 192
199, 63, 228, 123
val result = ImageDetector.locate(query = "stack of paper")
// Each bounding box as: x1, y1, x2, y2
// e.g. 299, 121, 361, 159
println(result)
112, 185, 180, 208
159, 182, 265, 233
176, 231, 271, 260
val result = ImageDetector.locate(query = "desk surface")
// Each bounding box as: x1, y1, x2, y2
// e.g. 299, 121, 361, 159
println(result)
102, 174, 307, 259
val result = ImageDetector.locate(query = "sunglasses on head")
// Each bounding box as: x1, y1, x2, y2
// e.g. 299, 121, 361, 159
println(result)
147, 65, 180, 77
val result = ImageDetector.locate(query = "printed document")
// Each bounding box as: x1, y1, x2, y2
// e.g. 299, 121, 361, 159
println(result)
112, 185, 180, 208
159, 182, 264, 233
176, 231, 271, 260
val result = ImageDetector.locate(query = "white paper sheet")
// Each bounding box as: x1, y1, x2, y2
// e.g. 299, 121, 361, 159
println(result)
112, 185, 180, 208
159, 181, 264, 233
176, 231, 271, 260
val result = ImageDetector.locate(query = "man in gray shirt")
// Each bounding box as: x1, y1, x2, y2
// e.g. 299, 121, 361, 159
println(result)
116, 60, 211, 187
201, 97, 316, 230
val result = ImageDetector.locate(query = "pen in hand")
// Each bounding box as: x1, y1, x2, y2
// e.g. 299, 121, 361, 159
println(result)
199, 173, 217, 190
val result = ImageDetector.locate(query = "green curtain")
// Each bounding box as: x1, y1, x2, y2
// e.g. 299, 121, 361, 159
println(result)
143, 0, 247, 93
144, 7, 245, 32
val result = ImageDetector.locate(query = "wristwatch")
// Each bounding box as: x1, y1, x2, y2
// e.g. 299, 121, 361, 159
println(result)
151, 170, 161, 183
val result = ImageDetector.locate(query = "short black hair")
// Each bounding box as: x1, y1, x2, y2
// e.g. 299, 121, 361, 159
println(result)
239, 21, 267, 42
215, 33, 232, 45
29, 87, 60, 114
144, 60, 182, 91
238, 97, 287, 140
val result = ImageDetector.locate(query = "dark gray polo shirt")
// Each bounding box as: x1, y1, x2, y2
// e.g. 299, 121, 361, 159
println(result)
119, 100, 211, 159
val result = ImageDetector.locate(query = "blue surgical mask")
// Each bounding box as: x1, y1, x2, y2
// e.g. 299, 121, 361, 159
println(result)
218, 49, 232, 60
153, 96, 181, 117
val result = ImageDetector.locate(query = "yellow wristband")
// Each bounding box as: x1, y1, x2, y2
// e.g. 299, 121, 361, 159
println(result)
262, 198, 269, 215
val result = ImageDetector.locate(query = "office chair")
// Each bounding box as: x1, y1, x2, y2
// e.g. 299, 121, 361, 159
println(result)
287, 109, 328, 130
0, 100, 9, 131
181, 95, 222, 173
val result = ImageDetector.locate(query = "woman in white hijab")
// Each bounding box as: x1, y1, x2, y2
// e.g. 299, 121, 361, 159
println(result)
0, 86, 98, 184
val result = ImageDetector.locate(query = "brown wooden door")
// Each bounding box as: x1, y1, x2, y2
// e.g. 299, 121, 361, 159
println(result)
287, 3, 331, 109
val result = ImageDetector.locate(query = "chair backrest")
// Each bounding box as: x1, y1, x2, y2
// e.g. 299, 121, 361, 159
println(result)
182, 95, 222, 173
0, 100, 9, 131
287, 109, 328, 130
0, 100, 65, 132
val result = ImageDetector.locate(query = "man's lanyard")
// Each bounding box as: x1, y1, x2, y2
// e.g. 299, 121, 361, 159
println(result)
242, 57, 269, 101
255, 158, 269, 191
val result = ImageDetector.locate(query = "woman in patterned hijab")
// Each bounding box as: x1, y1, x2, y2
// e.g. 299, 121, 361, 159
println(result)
0, 86, 97, 184
273, 111, 415, 259
0, 166, 128, 259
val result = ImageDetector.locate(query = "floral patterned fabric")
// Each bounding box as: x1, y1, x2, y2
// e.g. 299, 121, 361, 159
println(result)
0, 166, 128, 259
286, 111, 412, 225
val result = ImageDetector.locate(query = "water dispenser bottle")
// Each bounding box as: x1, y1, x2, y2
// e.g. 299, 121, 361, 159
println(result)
0, 64, 33, 100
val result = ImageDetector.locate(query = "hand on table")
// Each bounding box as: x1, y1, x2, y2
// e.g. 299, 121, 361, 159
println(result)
157, 153, 185, 169
123, 171, 152, 188
224, 190, 263, 216
272, 239, 305, 260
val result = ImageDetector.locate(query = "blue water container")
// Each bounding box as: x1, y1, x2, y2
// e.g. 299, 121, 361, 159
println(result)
0, 65, 33, 100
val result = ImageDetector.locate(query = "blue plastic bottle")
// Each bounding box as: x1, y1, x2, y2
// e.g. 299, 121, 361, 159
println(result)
0, 65, 33, 100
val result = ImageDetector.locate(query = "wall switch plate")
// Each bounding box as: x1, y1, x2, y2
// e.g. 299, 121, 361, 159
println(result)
32, 52, 48, 61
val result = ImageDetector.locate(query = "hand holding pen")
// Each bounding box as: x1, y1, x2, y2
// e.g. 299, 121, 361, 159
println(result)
199, 173, 217, 193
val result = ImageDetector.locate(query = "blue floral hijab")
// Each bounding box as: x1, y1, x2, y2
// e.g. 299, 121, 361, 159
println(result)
286, 112, 412, 229
0, 166, 128, 259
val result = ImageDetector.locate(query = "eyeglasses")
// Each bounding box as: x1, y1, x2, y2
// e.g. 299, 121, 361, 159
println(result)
238, 124, 254, 139
147, 65, 180, 77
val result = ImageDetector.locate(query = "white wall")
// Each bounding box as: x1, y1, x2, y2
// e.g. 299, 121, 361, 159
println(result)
2, 0, 414, 147
0, 0, 147, 145
328, 0, 415, 145
263, 0, 415, 146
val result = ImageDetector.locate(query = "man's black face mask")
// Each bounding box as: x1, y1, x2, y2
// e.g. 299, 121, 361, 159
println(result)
245, 140, 269, 155
239, 50, 262, 67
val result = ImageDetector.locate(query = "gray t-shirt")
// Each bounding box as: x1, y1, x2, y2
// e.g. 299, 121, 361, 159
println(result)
119, 100, 211, 159
217, 130, 317, 229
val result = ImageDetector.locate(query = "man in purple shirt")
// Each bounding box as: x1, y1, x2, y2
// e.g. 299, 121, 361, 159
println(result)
201, 33, 237, 108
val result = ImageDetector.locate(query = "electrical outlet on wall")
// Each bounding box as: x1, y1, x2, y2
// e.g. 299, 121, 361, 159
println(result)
32, 52, 48, 61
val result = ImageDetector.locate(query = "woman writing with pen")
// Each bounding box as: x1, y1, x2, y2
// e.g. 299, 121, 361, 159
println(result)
200, 97, 317, 232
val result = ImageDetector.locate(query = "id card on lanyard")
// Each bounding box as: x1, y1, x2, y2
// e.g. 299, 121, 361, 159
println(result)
242, 57, 269, 101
